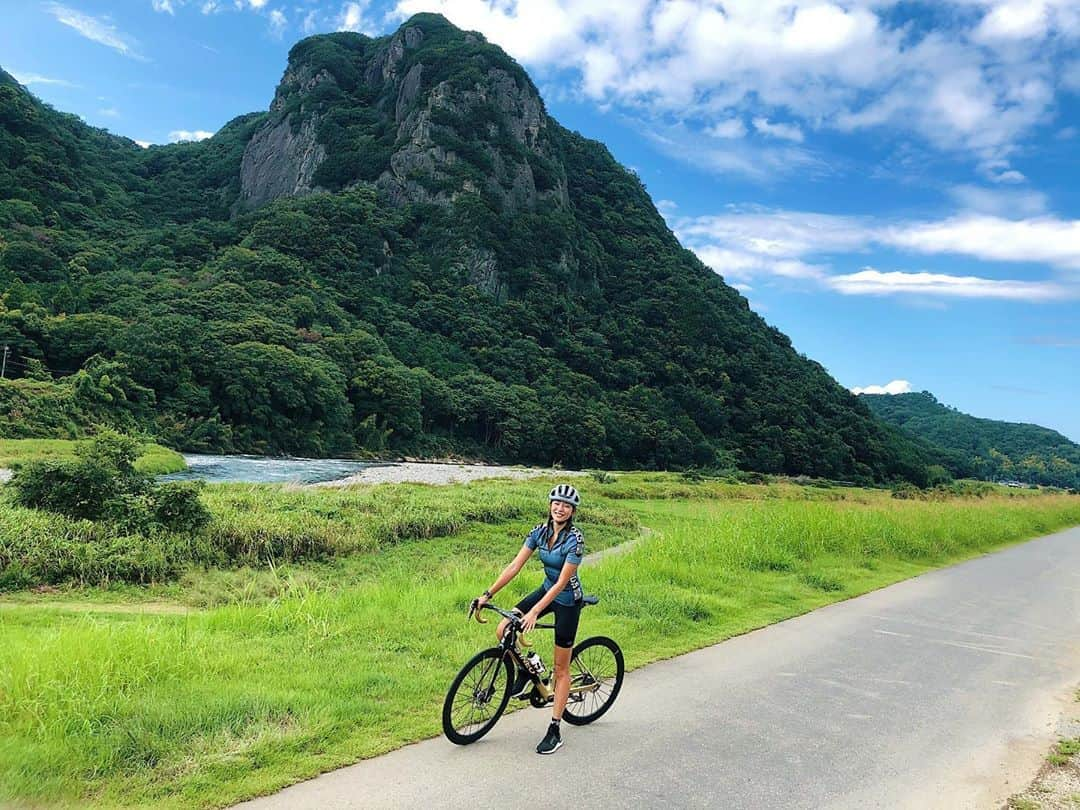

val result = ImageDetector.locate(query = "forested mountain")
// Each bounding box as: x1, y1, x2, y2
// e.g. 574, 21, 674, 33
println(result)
862, 392, 1080, 488
0, 14, 930, 481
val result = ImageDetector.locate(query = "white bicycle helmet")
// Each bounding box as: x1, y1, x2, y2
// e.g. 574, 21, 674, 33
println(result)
549, 483, 580, 507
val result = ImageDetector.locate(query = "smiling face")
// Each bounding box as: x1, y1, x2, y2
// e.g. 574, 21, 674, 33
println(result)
549, 499, 574, 524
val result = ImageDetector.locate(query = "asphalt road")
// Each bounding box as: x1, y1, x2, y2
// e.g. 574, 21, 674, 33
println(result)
236, 525, 1080, 810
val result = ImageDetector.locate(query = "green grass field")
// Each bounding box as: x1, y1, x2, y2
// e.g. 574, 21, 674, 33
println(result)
0, 438, 186, 475
1, 475, 1078, 808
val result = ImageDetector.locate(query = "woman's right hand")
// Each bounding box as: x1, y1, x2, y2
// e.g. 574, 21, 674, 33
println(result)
474, 593, 489, 611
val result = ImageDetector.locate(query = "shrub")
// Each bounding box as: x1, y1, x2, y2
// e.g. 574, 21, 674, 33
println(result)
9, 429, 207, 533
148, 482, 211, 533
10, 457, 138, 520
891, 483, 921, 500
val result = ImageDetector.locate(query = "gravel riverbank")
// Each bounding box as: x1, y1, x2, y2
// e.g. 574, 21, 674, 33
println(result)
312, 461, 585, 488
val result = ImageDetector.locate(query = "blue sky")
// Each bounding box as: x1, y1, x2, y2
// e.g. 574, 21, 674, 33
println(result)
2, 0, 1078, 441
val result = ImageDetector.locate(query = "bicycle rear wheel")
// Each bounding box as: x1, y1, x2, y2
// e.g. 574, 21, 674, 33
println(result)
442, 647, 513, 744
563, 636, 624, 725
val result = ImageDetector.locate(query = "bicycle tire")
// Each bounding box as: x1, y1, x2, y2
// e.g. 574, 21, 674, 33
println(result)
442, 647, 513, 745
563, 636, 624, 726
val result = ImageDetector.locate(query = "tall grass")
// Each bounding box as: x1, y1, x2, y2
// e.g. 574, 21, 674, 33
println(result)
0, 478, 634, 590
1, 481, 1078, 808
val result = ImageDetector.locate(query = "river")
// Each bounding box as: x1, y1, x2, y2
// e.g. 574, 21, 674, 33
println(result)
158, 454, 386, 484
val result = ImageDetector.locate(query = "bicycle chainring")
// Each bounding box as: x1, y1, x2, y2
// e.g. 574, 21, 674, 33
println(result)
529, 686, 552, 709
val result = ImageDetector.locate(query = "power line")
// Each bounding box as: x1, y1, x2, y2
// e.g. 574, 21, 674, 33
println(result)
0, 353, 83, 376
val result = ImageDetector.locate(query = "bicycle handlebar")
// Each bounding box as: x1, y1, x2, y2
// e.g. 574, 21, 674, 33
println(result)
468, 600, 517, 624
467, 601, 555, 645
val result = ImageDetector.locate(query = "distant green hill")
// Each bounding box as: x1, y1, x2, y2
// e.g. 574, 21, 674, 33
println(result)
0, 15, 929, 481
860, 392, 1080, 488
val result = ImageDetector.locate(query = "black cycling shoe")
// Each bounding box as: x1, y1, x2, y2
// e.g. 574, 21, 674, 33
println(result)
536, 722, 562, 755
510, 667, 532, 700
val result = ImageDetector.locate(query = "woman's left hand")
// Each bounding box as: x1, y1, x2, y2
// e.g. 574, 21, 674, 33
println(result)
521, 609, 540, 634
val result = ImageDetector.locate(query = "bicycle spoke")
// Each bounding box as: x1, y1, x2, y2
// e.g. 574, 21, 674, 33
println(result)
563, 639, 623, 725
447, 653, 507, 737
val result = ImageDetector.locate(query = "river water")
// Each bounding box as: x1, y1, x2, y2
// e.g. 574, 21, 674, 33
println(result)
159, 454, 385, 484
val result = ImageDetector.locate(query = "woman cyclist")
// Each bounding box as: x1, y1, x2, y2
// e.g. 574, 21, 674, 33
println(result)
473, 483, 584, 755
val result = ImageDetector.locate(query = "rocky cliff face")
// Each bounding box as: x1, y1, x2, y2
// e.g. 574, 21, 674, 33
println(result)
236, 62, 331, 210
236, 16, 567, 214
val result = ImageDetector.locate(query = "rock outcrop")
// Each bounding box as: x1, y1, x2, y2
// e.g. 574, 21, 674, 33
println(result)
236, 16, 568, 214
236, 62, 334, 210
237, 114, 326, 210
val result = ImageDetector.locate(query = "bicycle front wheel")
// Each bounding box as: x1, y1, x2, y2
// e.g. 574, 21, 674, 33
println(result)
442, 647, 513, 745
564, 636, 624, 726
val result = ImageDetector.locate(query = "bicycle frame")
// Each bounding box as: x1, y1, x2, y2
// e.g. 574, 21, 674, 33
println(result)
470, 601, 602, 703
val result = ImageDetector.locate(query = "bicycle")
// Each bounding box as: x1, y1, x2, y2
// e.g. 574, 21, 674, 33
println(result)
442, 595, 624, 745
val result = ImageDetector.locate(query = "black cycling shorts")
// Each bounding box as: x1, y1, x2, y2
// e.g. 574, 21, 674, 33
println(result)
515, 586, 582, 649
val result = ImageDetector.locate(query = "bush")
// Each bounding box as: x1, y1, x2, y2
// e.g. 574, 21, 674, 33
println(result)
891, 483, 921, 500
148, 482, 211, 533
9, 429, 208, 533
10, 457, 140, 520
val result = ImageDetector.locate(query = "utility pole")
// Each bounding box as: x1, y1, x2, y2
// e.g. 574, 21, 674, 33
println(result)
0, 345, 7, 380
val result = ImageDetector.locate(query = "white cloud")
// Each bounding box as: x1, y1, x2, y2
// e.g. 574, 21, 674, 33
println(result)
391, 0, 1079, 172
11, 72, 78, 88
45, 3, 146, 60
693, 244, 827, 281
705, 118, 747, 139
677, 208, 1080, 273
301, 9, 318, 34
675, 208, 871, 260
97, 107, 120, 117
134, 140, 153, 148
169, 129, 215, 142
338, 1, 374, 33
647, 124, 826, 180
269, 8, 287, 37
974, 0, 1049, 41
826, 269, 1073, 301
152, 0, 176, 14
752, 117, 804, 142
947, 184, 1048, 217
991, 169, 1027, 184
883, 215, 1080, 270
673, 205, 1080, 301
851, 380, 912, 395
202, 1, 220, 13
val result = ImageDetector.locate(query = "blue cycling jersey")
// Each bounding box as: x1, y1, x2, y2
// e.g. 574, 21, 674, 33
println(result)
524, 522, 584, 606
